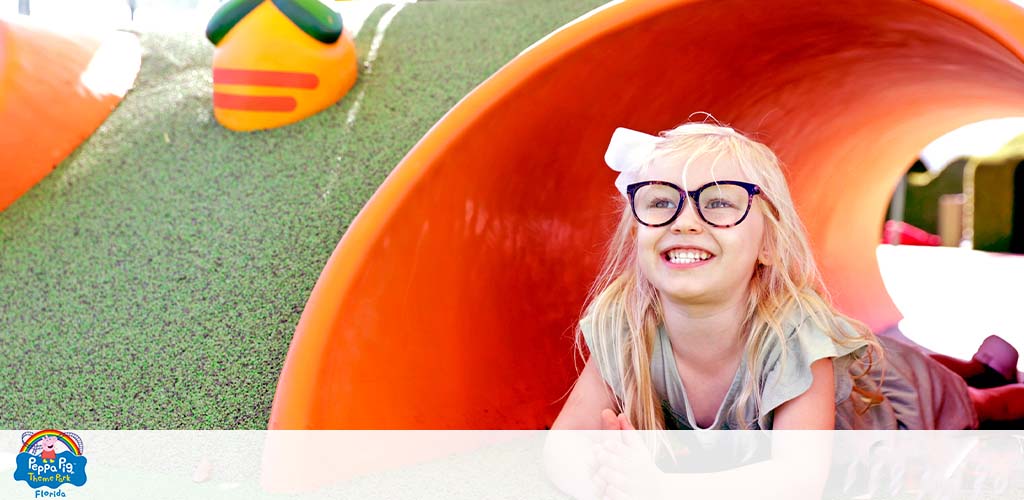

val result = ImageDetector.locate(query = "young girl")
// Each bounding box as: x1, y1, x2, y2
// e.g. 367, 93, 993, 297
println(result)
551, 120, 1024, 433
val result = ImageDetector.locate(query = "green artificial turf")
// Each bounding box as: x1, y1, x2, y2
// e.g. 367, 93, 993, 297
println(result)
0, 0, 607, 429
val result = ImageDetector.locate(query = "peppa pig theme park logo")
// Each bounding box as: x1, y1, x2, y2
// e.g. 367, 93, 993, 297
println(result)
13, 430, 87, 493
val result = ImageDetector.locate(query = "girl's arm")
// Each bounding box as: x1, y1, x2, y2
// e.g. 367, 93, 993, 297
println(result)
550, 356, 618, 430
772, 357, 836, 430
547, 359, 837, 499
589, 358, 837, 499
652, 357, 836, 499
652, 431, 835, 500
544, 356, 620, 500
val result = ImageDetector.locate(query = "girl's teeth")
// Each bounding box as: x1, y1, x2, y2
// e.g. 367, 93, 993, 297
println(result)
666, 250, 711, 264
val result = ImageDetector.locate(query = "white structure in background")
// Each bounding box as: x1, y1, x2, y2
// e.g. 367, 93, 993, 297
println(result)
1, 1, 400, 35
878, 244, 1023, 372
920, 117, 1024, 172
2, 0, 134, 30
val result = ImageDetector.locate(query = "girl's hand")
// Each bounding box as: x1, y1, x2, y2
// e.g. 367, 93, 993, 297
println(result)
600, 408, 622, 431
593, 412, 665, 500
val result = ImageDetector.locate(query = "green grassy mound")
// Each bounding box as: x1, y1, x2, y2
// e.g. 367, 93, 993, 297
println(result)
0, 0, 607, 429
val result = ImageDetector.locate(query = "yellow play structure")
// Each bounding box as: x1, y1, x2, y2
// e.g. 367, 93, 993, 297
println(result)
206, 0, 357, 131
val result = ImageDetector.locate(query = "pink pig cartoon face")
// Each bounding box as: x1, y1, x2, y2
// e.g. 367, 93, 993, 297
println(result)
37, 435, 61, 460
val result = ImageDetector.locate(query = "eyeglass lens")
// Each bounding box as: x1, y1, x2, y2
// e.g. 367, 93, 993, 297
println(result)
633, 183, 750, 226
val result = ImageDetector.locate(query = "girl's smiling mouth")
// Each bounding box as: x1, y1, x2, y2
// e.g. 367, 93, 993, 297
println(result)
661, 246, 715, 267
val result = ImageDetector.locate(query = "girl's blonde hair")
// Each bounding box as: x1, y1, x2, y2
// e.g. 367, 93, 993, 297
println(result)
576, 119, 881, 430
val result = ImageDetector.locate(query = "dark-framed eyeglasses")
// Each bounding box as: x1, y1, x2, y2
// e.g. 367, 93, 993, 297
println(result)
626, 180, 762, 228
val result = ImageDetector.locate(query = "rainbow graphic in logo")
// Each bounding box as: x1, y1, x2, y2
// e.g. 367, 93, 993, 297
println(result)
14, 429, 88, 490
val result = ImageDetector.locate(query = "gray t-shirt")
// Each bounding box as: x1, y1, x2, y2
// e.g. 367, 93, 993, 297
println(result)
581, 308, 978, 430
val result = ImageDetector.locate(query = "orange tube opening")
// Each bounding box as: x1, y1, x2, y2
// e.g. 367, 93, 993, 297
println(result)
270, 0, 1024, 430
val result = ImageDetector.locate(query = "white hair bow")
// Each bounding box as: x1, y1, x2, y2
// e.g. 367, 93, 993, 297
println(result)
604, 127, 660, 197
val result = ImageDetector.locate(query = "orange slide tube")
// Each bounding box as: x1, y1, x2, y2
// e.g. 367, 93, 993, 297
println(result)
270, 0, 1024, 430
0, 17, 141, 211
